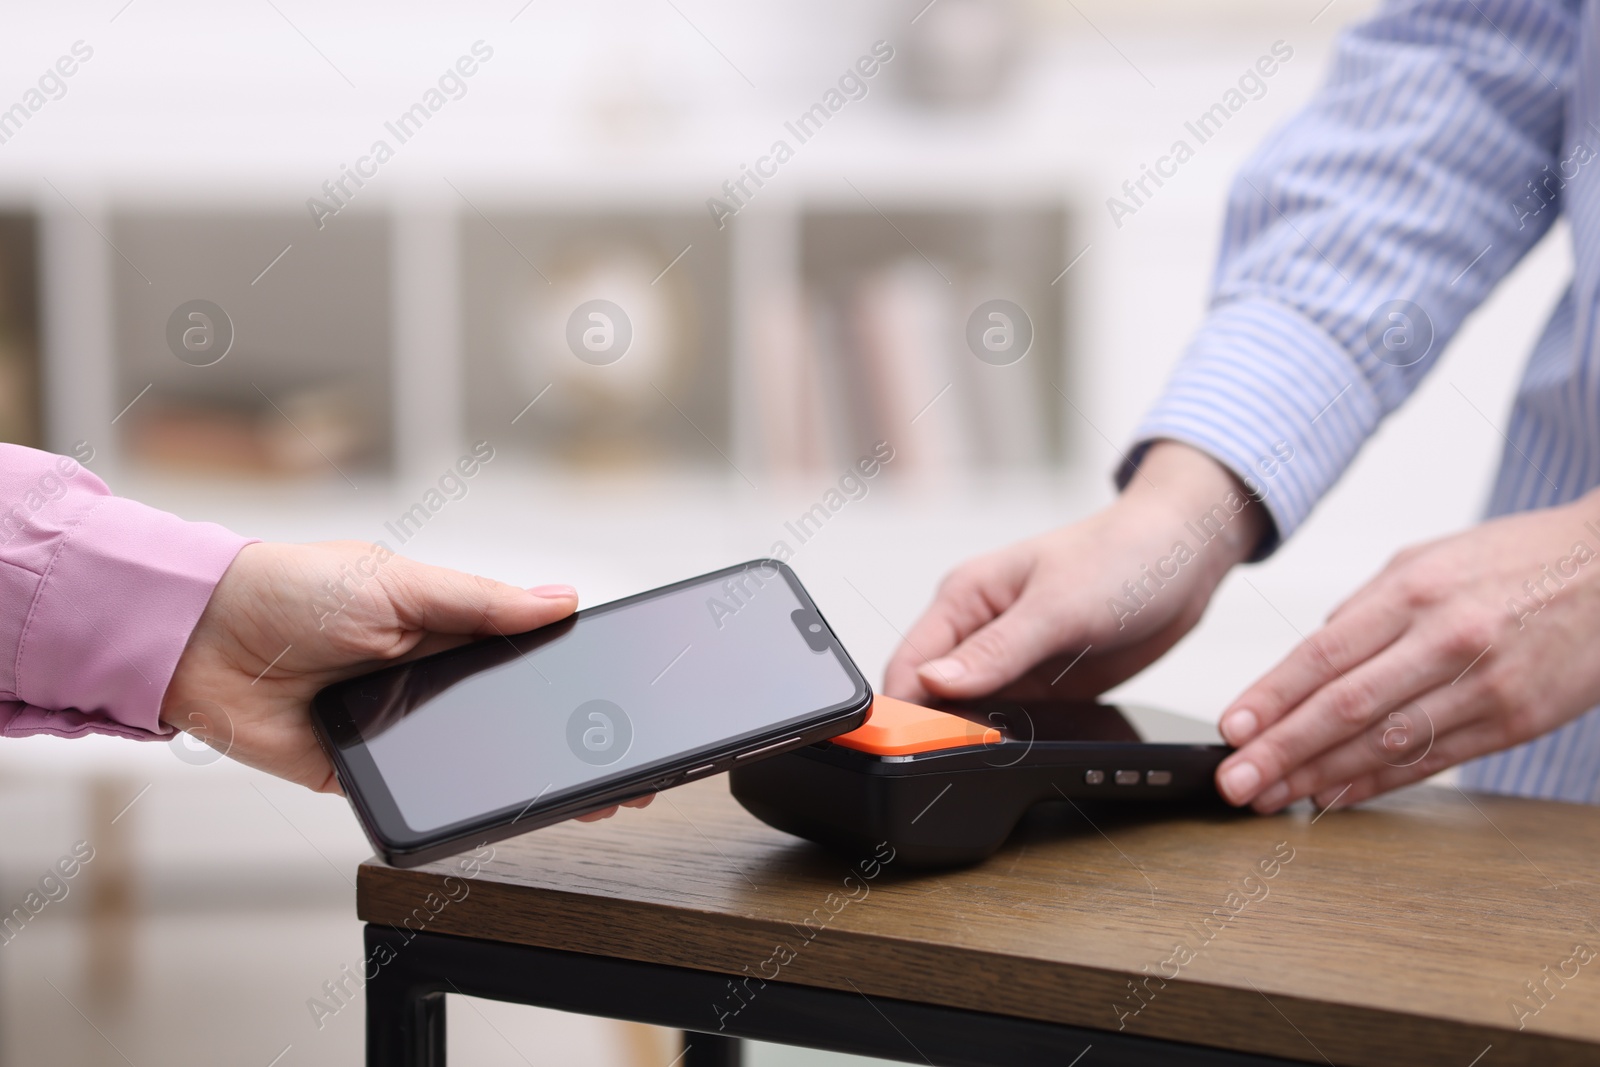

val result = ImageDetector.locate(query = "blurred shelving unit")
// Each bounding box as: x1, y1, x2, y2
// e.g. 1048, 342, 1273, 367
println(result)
0, 0, 1374, 490
0, 0, 1124, 489
6, 188, 1076, 486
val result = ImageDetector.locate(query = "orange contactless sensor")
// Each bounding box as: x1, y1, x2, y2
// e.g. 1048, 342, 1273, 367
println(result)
829, 695, 1001, 757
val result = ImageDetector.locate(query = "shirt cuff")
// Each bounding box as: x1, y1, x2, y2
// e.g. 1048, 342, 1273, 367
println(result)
1116, 296, 1382, 560
9, 497, 253, 739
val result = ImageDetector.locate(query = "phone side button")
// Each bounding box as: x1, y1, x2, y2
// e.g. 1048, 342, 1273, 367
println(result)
1146, 770, 1173, 786
1113, 770, 1140, 786
684, 764, 717, 778
736, 737, 803, 761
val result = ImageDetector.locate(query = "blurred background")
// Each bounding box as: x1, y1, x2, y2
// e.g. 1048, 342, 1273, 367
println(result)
0, 0, 1571, 1062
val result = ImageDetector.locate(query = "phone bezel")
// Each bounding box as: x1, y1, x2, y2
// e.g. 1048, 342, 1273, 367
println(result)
311, 559, 872, 868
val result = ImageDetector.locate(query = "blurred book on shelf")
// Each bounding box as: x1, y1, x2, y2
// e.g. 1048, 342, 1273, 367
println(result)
752, 286, 831, 473
853, 257, 977, 476
956, 274, 1051, 467
762, 205, 1066, 480
0, 215, 40, 449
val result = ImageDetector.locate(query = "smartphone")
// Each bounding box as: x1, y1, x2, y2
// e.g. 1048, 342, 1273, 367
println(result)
312, 560, 871, 868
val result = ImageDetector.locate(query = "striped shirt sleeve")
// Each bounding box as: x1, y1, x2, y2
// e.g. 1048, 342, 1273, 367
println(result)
1121, 0, 1579, 557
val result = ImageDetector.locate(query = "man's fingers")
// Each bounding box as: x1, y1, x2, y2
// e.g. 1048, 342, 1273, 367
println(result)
882, 651, 935, 703
384, 557, 578, 637
1218, 599, 1407, 747
883, 599, 965, 701
1215, 631, 1455, 806
915, 592, 1077, 700
884, 558, 1026, 700
1250, 685, 1473, 811
1310, 718, 1511, 812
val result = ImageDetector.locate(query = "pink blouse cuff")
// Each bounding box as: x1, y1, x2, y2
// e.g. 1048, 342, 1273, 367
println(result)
4, 496, 254, 740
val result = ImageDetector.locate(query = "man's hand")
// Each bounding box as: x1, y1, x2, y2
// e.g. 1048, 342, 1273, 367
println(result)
161, 541, 650, 820
1215, 499, 1600, 813
883, 443, 1266, 704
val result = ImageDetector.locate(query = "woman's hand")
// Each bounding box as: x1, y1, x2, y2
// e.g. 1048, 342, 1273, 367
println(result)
883, 442, 1267, 704
1215, 498, 1600, 812
161, 541, 649, 819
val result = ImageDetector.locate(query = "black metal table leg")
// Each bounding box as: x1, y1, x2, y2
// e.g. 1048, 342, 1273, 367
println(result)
682, 1031, 742, 1067
366, 926, 446, 1067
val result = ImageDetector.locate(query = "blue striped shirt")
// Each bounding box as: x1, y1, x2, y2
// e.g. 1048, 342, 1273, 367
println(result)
1123, 0, 1600, 802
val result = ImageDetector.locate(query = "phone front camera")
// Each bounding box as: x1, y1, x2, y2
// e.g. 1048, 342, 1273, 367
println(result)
791, 609, 832, 652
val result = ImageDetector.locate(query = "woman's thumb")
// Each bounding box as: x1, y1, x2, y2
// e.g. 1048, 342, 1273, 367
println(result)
385, 557, 577, 635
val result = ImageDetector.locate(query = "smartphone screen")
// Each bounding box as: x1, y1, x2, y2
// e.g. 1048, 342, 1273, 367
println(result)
319, 561, 867, 846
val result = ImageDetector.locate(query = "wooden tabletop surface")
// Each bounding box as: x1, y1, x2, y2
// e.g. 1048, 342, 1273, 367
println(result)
358, 777, 1600, 1066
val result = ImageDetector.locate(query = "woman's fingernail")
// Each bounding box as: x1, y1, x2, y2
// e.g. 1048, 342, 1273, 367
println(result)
1221, 709, 1258, 745
1219, 761, 1261, 804
529, 584, 577, 599
1254, 780, 1291, 811
920, 657, 966, 682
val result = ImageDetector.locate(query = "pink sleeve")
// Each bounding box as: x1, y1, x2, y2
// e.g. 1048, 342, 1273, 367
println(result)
0, 445, 255, 741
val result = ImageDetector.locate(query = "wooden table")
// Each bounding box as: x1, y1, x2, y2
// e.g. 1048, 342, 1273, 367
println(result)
357, 776, 1600, 1066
